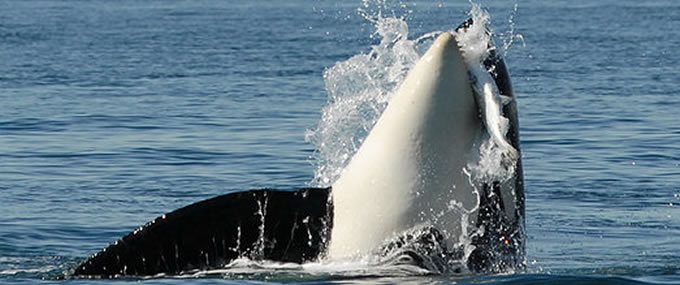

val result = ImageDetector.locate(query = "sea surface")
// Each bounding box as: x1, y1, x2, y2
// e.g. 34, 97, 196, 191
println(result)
1, 0, 679, 284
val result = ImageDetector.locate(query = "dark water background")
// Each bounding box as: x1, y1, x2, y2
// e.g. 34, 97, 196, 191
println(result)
1, 0, 679, 283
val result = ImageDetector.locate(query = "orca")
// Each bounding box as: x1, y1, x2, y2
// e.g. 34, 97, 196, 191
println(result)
73, 19, 523, 277
327, 21, 524, 273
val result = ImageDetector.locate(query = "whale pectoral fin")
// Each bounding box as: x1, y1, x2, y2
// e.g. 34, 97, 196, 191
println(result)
73, 188, 332, 277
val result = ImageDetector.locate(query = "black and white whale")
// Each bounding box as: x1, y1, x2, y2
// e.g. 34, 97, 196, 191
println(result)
73, 19, 524, 277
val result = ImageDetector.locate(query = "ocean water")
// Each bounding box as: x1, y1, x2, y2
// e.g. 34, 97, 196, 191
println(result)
1, 0, 679, 284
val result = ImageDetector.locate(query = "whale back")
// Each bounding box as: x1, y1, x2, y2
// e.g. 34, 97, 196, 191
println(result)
74, 188, 332, 277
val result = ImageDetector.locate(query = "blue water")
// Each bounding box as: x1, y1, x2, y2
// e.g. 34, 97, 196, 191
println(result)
1, 0, 679, 284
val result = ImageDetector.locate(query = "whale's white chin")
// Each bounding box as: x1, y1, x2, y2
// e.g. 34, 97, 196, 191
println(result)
327, 32, 482, 260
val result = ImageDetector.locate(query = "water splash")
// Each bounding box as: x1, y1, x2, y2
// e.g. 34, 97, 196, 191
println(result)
306, 11, 420, 186
306, 0, 521, 274
186, 257, 433, 280
307, 3, 518, 188
499, 4, 526, 57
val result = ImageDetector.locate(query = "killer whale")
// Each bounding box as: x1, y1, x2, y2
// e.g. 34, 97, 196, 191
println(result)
73, 19, 523, 277
327, 21, 523, 273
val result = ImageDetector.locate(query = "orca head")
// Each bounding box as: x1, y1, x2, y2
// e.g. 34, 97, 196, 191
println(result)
327, 19, 524, 273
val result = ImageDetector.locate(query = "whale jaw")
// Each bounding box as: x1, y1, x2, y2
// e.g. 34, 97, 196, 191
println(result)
327, 32, 483, 260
